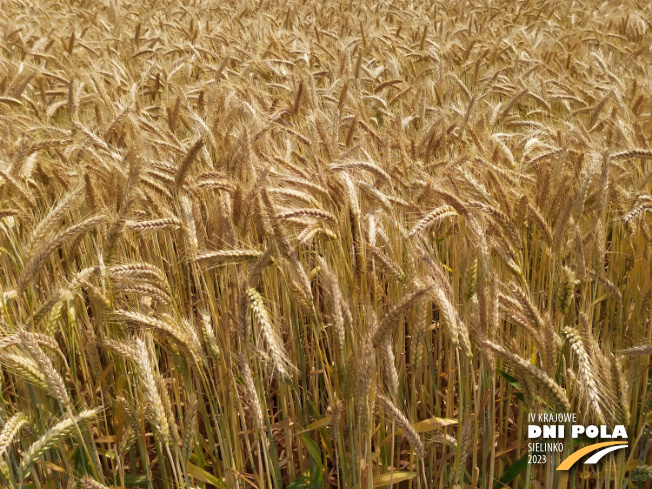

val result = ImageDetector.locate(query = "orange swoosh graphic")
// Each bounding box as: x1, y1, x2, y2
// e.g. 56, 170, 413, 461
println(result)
556, 441, 627, 470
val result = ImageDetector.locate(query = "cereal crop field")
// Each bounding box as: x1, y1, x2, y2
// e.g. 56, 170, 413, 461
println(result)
0, 0, 651, 488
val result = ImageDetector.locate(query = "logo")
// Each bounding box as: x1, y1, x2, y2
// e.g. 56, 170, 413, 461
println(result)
527, 413, 628, 470
556, 442, 628, 470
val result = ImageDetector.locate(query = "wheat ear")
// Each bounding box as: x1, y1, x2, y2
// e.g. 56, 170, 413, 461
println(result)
372, 285, 433, 347
0, 412, 28, 457
132, 338, 170, 445
79, 477, 111, 489
26, 186, 81, 255
182, 391, 198, 463
19, 330, 70, 408
482, 340, 570, 411
20, 408, 101, 479
380, 339, 399, 401
564, 327, 605, 422
238, 352, 264, 433
317, 256, 346, 358
246, 287, 294, 379
376, 394, 424, 458
17, 215, 105, 292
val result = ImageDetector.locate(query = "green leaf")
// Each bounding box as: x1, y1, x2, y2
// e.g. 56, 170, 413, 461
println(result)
310, 466, 324, 489
497, 369, 525, 402
301, 433, 323, 468
494, 452, 528, 489
287, 474, 309, 489
123, 475, 149, 486
188, 462, 227, 488
305, 416, 331, 431
287, 471, 323, 489
497, 369, 521, 389
107, 474, 149, 486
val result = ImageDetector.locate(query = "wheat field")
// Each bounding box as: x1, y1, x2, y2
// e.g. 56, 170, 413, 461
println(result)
0, 0, 651, 487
